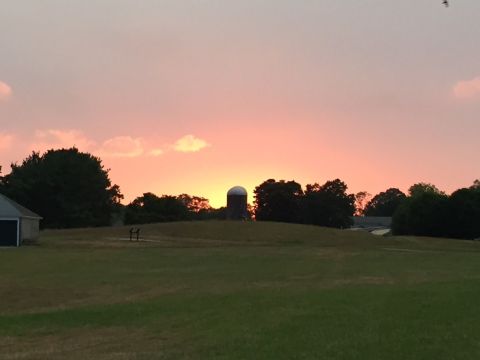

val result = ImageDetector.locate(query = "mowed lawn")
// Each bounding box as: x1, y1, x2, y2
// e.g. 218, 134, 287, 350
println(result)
2, 221, 480, 359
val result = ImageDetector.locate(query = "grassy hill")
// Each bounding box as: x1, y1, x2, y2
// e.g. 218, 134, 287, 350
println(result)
2, 221, 480, 359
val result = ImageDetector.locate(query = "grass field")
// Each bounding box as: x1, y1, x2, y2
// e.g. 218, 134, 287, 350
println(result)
2, 221, 480, 359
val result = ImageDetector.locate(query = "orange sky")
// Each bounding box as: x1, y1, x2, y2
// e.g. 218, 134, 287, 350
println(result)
1, 1, 479, 208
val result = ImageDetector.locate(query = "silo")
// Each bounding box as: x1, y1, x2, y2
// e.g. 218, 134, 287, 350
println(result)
227, 186, 248, 220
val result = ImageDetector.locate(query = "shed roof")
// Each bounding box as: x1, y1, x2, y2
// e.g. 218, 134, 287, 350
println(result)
351, 216, 392, 228
0, 193, 42, 219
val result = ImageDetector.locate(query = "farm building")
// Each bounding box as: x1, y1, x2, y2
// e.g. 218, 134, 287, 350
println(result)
0, 193, 42, 247
351, 216, 392, 231
227, 186, 248, 220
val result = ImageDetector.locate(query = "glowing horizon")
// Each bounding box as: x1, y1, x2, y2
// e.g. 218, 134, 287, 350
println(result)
1, 1, 479, 208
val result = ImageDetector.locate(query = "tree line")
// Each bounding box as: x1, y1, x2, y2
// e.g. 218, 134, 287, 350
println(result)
124, 192, 226, 224
1, 148, 479, 240
253, 179, 480, 240
0, 148, 226, 228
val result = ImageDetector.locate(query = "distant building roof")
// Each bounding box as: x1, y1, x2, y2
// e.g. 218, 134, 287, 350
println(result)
352, 216, 392, 229
0, 193, 42, 219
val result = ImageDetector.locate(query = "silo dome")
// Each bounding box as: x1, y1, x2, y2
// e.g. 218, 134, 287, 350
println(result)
227, 186, 248, 196
226, 186, 248, 220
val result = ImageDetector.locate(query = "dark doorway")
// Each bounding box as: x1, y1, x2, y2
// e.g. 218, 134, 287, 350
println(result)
0, 220, 18, 247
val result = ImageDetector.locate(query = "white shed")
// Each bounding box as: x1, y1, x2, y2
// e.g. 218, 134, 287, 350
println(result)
0, 193, 42, 247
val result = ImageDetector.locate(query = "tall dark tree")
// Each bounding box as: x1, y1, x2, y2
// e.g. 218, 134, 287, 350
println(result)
364, 188, 407, 217
302, 179, 356, 228
447, 184, 480, 240
392, 191, 449, 237
408, 183, 444, 197
254, 179, 303, 223
1, 148, 123, 228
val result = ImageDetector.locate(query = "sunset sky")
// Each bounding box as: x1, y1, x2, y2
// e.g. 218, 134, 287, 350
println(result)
1, 1, 479, 207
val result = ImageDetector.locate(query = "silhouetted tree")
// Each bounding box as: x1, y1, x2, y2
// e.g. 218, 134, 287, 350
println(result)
254, 179, 303, 223
302, 179, 355, 228
177, 194, 212, 213
364, 188, 406, 217
124, 192, 233, 224
195, 206, 228, 220
392, 191, 449, 237
1, 148, 123, 228
408, 183, 444, 197
355, 191, 371, 216
125, 193, 189, 224
447, 184, 480, 239
471, 180, 480, 190
177, 194, 235, 220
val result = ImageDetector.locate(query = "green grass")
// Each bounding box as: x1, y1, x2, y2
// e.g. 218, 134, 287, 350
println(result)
2, 221, 480, 359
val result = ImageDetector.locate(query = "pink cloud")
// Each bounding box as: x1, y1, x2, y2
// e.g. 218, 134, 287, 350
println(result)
31, 129, 95, 153
25, 130, 207, 159
0, 133, 14, 151
97, 136, 144, 158
0, 81, 12, 101
453, 76, 480, 99
173, 135, 210, 153
149, 148, 164, 157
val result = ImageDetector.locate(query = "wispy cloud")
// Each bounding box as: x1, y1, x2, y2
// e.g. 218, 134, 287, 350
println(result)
173, 135, 210, 153
25, 130, 210, 158
149, 148, 164, 157
97, 136, 144, 158
31, 129, 95, 153
0, 81, 12, 101
0, 133, 14, 151
453, 76, 480, 100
